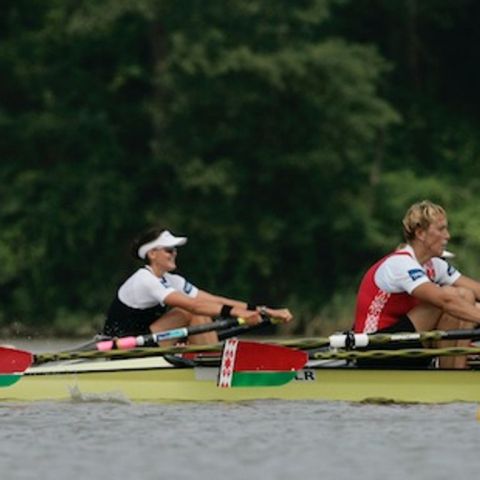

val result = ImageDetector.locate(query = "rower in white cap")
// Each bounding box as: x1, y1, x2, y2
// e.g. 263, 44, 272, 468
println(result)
102, 226, 293, 345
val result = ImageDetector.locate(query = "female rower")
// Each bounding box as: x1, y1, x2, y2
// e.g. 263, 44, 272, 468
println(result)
102, 227, 293, 345
354, 200, 480, 369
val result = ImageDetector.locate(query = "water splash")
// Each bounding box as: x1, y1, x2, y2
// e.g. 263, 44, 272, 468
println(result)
68, 385, 131, 405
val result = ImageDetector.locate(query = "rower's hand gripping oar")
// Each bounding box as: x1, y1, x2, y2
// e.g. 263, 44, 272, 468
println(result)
218, 315, 280, 341
0, 316, 282, 377
97, 317, 247, 351
97, 314, 286, 351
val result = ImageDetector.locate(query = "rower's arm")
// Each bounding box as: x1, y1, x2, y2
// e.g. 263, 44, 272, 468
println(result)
453, 275, 480, 302
194, 290, 249, 309
412, 282, 480, 324
163, 291, 261, 324
195, 290, 293, 323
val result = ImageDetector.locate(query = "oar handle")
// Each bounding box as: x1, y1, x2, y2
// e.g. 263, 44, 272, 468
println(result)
218, 315, 277, 341
98, 317, 246, 351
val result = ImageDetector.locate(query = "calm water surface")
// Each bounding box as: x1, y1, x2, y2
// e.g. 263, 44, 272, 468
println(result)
1, 340, 479, 480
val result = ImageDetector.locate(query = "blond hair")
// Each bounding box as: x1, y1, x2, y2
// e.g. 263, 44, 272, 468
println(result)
402, 200, 447, 242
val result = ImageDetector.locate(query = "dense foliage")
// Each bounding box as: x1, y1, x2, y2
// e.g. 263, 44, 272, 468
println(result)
1, 0, 480, 336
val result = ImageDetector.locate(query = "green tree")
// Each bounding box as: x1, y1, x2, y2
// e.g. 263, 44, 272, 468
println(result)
0, 0, 401, 335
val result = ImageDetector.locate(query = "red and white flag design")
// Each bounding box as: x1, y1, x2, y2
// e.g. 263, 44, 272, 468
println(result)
218, 338, 239, 388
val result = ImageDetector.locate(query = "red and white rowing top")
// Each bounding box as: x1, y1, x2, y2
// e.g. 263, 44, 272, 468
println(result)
354, 245, 460, 333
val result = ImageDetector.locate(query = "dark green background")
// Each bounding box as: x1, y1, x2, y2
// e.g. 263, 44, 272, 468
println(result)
2, 0, 480, 336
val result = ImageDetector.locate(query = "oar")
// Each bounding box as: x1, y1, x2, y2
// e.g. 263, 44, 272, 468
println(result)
218, 339, 308, 388
217, 315, 276, 341
0, 343, 227, 375
328, 327, 480, 348
0, 319, 246, 373
97, 317, 246, 351
310, 345, 480, 361
274, 327, 480, 350
0, 339, 308, 390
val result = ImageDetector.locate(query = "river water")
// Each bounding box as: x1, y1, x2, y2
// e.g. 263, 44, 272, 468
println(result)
1, 340, 479, 480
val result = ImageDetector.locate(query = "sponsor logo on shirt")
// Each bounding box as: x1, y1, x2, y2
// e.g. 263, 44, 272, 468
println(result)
160, 276, 169, 286
184, 281, 193, 294
447, 264, 457, 276
408, 268, 426, 281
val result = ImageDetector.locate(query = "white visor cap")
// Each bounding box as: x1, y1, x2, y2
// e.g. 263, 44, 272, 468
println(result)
138, 230, 188, 259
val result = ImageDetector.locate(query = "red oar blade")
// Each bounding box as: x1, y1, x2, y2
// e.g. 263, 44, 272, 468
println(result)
218, 339, 308, 388
0, 347, 34, 374
234, 340, 307, 371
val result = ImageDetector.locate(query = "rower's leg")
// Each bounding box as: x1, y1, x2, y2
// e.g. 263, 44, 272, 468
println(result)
409, 286, 474, 369
185, 314, 219, 345
434, 312, 470, 369
435, 287, 476, 369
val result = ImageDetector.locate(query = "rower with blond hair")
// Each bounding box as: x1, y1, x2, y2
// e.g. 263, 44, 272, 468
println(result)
354, 200, 480, 369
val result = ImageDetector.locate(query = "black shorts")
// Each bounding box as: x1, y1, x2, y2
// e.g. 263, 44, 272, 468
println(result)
356, 315, 434, 369
102, 296, 166, 337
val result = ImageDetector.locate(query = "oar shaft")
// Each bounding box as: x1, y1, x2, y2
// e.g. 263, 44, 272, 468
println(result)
311, 346, 480, 361
218, 315, 274, 341
275, 328, 480, 350
98, 317, 246, 351
34, 342, 224, 365
152, 317, 245, 343
329, 328, 480, 347
1, 317, 254, 368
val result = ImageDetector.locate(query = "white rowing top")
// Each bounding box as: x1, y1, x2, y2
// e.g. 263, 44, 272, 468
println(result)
118, 267, 198, 309
374, 245, 460, 294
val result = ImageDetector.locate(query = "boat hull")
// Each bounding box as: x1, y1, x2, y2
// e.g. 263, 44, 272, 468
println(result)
1, 357, 479, 404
